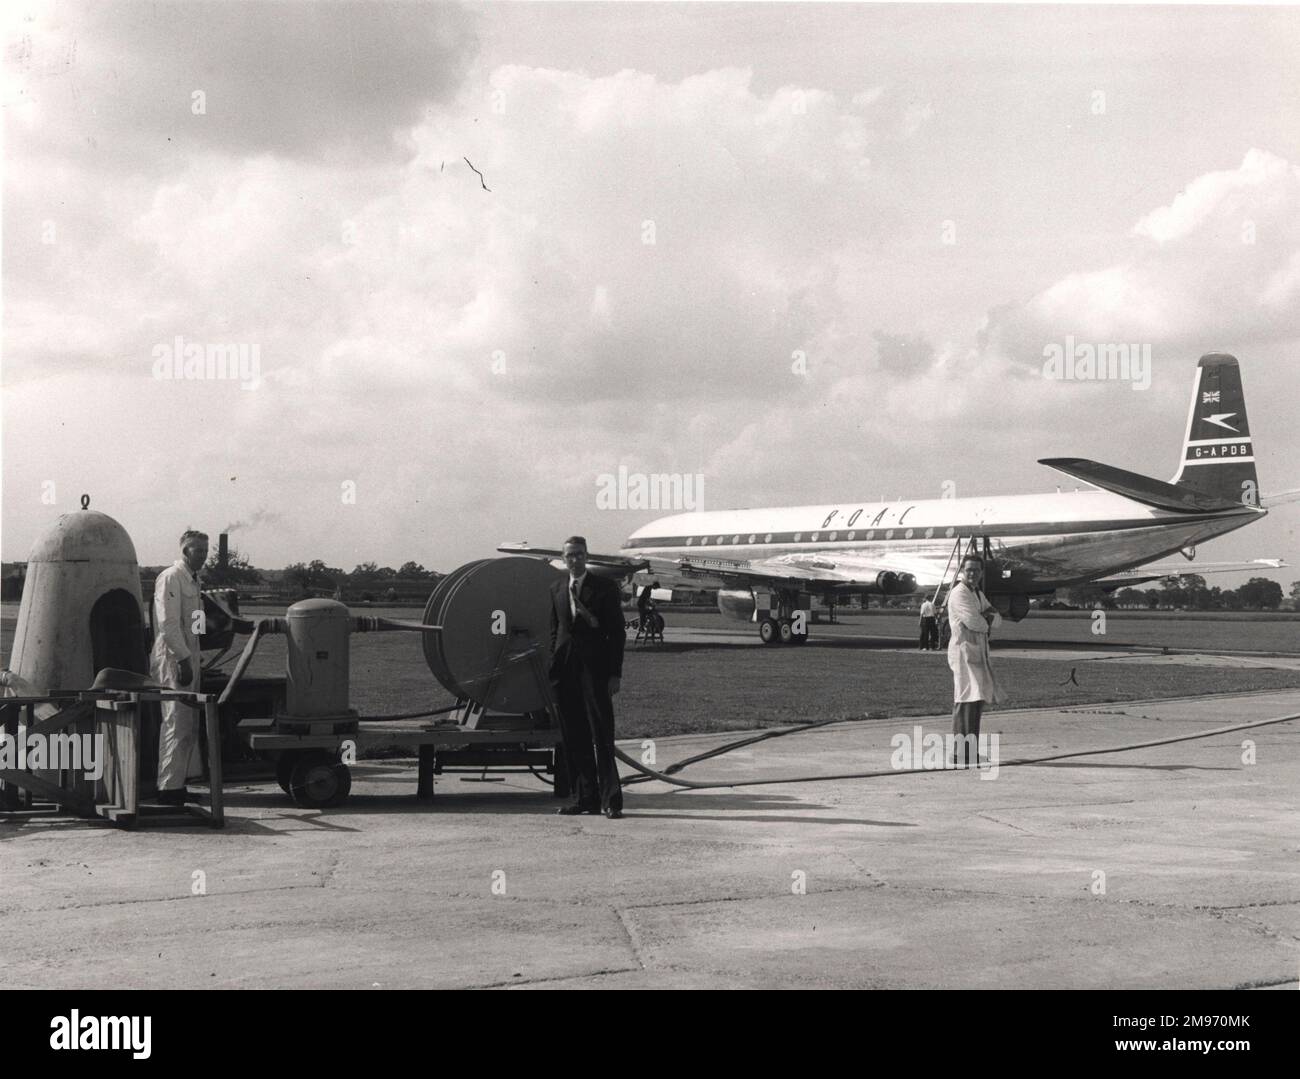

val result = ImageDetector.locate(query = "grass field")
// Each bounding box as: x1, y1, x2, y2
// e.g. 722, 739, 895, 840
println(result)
669, 607, 1300, 653
4, 605, 1298, 741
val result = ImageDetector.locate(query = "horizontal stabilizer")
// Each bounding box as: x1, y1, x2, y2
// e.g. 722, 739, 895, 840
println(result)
1039, 458, 1244, 514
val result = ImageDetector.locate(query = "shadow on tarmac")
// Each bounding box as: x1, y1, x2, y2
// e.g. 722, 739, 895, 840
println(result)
212, 783, 915, 830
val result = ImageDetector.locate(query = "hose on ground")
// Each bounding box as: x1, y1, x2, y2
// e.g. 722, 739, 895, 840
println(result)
620, 716, 848, 784
612, 711, 1300, 791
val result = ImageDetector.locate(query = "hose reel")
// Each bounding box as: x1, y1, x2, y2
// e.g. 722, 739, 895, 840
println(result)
420, 556, 563, 713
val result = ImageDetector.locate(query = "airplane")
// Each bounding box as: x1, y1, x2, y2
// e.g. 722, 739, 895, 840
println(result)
502, 354, 1287, 644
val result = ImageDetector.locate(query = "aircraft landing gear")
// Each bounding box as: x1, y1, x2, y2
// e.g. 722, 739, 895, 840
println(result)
757, 591, 811, 645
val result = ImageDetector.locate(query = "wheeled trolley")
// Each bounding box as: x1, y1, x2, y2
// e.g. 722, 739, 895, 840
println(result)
242, 700, 564, 809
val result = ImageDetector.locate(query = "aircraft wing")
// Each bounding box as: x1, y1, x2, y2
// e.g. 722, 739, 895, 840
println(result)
1097, 558, 1287, 587
638, 549, 950, 593
498, 543, 949, 592
496, 543, 649, 577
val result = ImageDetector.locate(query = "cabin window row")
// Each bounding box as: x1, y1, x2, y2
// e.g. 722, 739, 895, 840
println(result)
681, 526, 957, 547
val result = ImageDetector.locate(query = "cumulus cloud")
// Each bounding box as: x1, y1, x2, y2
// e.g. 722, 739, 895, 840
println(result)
6, 6, 1292, 572
980, 149, 1300, 368
1133, 148, 1293, 245
3, 51, 935, 564
5, 1, 479, 164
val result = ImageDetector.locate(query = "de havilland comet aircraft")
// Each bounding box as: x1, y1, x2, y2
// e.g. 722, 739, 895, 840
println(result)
503, 355, 1286, 644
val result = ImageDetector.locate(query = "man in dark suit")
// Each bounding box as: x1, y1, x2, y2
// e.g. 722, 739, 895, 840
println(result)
549, 535, 626, 819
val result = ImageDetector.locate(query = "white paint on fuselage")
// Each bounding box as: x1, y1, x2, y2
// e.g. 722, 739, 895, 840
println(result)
621, 489, 1263, 590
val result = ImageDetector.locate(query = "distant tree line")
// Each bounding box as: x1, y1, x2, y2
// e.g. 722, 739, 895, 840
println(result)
194, 546, 441, 600
1061, 575, 1291, 612
277, 560, 442, 599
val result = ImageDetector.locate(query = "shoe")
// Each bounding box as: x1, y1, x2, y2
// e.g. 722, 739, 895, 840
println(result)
603, 808, 623, 819
556, 804, 596, 816
155, 788, 187, 806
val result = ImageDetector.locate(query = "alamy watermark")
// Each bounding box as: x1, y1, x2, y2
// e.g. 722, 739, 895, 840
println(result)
0, 729, 104, 780
596, 467, 704, 511
49, 1010, 150, 1059
1041, 335, 1150, 390
151, 335, 261, 389
890, 724, 1000, 779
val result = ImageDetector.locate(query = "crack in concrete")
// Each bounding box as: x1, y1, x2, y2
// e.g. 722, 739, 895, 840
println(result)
615, 906, 647, 969
976, 812, 1044, 837
1213, 898, 1300, 910
839, 850, 884, 883
1, 881, 327, 914
1220, 911, 1300, 945
320, 850, 341, 888
618, 879, 1299, 919
1227, 974, 1299, 990
621, 880, 884, 913
475, 965, 642, 989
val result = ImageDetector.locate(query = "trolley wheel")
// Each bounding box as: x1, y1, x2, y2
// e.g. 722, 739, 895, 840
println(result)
275, 753, 297, 794
759, 618, 781, 644
778, 619, 794, 644
288, 751, 352, 809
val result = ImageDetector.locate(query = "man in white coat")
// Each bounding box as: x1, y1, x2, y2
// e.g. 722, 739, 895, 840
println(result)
151, 529, 208, 803
946, 555, 1002, 766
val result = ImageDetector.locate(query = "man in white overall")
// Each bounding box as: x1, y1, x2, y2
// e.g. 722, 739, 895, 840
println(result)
946, 555, 1003, 766
151, 529, 208, 803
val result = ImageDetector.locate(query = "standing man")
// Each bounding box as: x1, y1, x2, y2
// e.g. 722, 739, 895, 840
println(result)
946, 555, 1002, 766
549, 535, 626, 819
918, 595, 938, 650
151, 529, 208, 804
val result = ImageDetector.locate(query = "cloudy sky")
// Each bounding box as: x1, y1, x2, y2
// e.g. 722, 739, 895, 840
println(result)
3, 1, 1298, 584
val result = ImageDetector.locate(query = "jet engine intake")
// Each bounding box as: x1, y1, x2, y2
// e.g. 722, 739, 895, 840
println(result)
717, 588, 757, 622
874, 571, 917, 595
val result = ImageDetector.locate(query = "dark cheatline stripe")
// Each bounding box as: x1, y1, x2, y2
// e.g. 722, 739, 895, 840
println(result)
622, 513, 1242, 550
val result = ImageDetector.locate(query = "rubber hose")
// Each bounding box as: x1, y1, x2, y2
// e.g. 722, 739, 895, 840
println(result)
612, 711, 1300, 790
217, 621, 268, 706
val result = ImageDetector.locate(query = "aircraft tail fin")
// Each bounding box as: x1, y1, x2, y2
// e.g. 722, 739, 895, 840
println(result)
1170, 354, 1258, 507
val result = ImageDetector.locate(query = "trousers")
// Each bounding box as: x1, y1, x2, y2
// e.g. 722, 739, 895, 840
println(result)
157, 698, 201, 791
951, 700, 984, 765
152, 653, 201, 791
919, 617, 939, 649
554, 659, 622, 813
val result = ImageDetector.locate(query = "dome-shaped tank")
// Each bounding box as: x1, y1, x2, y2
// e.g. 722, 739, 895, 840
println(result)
8, 509, 147, 694
26, 510, 141, 568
